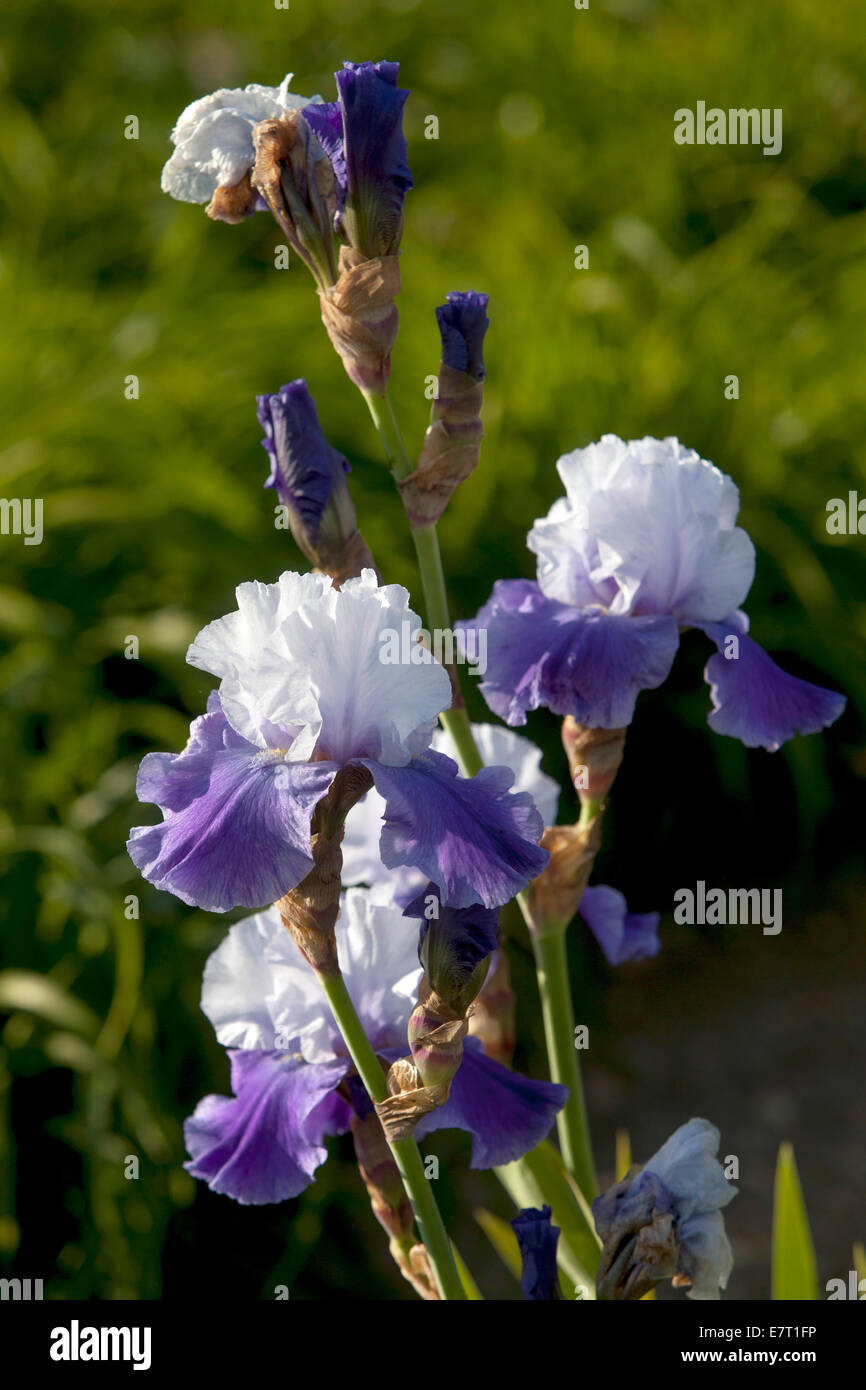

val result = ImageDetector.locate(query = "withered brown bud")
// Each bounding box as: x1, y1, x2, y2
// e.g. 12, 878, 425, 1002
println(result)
251, 113, 339, 291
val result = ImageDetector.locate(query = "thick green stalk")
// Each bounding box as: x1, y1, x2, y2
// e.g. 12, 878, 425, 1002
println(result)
532, 928, 597, 1201
361, 386, 597, 1200
317, 970, 465, 1301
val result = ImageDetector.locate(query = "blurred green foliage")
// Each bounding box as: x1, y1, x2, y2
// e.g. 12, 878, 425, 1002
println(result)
0, 0, 864, 1299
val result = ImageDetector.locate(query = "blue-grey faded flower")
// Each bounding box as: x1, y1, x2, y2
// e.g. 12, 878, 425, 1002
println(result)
511, 1206, 562, 1300
304, 61, 413, 259
257, 380, 375, 585
593, 1118, 737, 1300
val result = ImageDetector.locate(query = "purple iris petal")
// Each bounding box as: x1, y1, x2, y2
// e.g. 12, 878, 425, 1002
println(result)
511, 1206, 562, 1301
414, 1036, 567, 1167
128, 704, 338, 911
257, 380, 351, 547
698, 614, 846, 752
465, 579, 680, 728
435, 291, 489, 380
579, 885, 661, 965
305, 60, 412, 256
302, 101, 347, 208
184, 1049, 350, 1204
364, 750, 548, 909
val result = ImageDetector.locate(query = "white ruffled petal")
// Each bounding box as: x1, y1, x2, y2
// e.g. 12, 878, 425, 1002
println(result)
187, 569, 451, 766
529, 435, 755, 624
199, 888, 420, 1066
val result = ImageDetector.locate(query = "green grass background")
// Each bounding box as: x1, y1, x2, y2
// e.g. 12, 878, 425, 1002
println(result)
0, 0, 864, 1299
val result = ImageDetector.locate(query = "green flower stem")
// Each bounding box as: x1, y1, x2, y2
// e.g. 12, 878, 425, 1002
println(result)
532, 927, 597, 1201
317, 969, 465, 1301
361, 385, 596, 1202
361, 391, 484, 775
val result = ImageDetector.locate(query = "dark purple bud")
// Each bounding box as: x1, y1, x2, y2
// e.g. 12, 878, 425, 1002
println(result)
304, 60, 413, 259
435, 291, 489, 382
257, 380, 357, 566
404, 883, 499, 1015
511, 1205, 562, 1300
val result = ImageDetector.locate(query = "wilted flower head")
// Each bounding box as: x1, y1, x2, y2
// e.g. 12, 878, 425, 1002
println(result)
184, 886, 566, 1203
594, 1118, 737, 1300
128, 571, 548, 913
511, 1206, 562, 1300
468, 435, 846, 749
160, 75, 321, 221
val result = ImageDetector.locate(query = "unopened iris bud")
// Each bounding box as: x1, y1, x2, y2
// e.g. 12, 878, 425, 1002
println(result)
303, 62, 413, 396
511, 1206, 562, 1301
406, 887, 498, 1089
303, 61, 413, 260
251, 112, 339, 292
594, 1118, 737, 1301
257, 380, 377, 586
374, 887, 499, 1140
399, 291, 490, 528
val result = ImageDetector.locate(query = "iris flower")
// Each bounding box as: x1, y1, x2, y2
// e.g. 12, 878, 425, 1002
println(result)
467, 435, 845, 750
129, 571, 548, 912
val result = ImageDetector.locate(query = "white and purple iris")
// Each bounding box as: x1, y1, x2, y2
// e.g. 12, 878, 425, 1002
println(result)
128, 571, 548, 913
184, 885, 567, 1203
467, 435, 845, 751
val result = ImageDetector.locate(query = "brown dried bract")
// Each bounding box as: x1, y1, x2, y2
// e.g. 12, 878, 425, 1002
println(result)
527, 813, 605, 935
319, 246, 401, 395
398, 365, 484, 527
